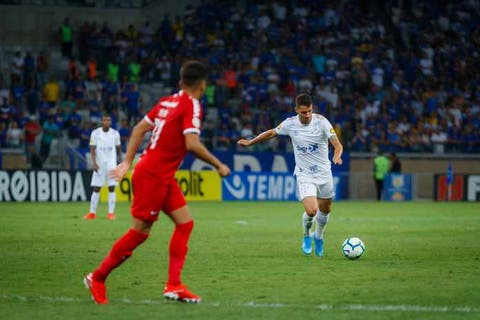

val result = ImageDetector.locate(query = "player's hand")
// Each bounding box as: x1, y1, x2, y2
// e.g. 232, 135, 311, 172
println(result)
109, 161, 130, 182
237, 139, 252, 147
93, 162, 99, 172
217, 163, 231, 177
332, 156, 343, 165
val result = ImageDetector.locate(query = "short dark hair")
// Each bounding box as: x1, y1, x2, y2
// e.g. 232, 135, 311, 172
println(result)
180, 60, 207, 87
295, 93, 312, 107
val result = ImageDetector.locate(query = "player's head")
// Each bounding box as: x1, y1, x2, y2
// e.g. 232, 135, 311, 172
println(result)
295, 93, 313, 125
179, 60, 207, 98
101, 114, 112, 131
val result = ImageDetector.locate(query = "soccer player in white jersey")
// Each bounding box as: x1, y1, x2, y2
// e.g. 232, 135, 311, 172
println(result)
84, 115, 122, 220
238, 93, 343, 257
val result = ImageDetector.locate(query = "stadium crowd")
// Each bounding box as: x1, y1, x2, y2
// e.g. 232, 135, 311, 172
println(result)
0, 0, 479, 166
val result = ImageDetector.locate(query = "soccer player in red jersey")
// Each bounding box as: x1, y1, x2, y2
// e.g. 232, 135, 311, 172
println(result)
84, 60, 231, 304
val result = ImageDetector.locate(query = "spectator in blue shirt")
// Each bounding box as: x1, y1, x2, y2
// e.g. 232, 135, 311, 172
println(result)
38, 98, 51, 125
53, 108, 66, 129
121, 84, 140, 124
462, 126, 478, 153
118, 118, 130, 152
26, 79, 39, 115
79, 121, 92, 149
23, 52, 35, 86
67, 117, 81, 145
0, 122, 7, 147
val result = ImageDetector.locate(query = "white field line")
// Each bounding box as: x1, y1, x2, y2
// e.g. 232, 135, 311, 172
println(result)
1, 295, 479, 313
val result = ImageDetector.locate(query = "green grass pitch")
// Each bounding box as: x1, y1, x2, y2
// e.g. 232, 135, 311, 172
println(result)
0, 201, 479, 320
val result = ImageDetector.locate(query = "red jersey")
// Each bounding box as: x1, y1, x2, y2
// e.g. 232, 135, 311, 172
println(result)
24, 121, 41, 144
137, 90, 202, 178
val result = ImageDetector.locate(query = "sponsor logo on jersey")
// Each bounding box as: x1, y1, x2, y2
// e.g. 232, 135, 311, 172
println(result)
295, 143, 319, 153
159, 101, 179, 108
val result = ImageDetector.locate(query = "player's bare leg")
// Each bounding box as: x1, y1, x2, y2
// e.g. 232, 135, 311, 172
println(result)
163, 205, 200, 303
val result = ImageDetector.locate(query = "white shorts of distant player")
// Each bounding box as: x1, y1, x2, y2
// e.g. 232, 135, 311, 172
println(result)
90, 162, 118, 187
296, 174, 335, 200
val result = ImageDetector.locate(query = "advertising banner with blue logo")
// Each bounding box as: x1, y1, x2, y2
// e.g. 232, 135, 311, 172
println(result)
383, 173, 413, 201
222, 172, 348, 201
223, 172, 298, 201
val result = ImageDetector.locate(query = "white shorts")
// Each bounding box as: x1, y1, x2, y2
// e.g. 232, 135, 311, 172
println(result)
296, 175, 335, 200
90, 163, 117, 187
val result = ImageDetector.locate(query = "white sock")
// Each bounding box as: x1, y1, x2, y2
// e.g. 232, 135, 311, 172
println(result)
108, 191, 116, 214
89, 191, 100, 214
302, 212, 314, 236
315, 210, 329, 239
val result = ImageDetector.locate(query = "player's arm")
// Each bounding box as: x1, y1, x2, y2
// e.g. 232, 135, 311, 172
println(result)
185, 133, 230, 177
329, 135, 343, 165
110, 119, 153, 181
237, 128, 278, 147
90, 145, 99, 172
116, 145, 122, 163
114, 130, 122, 163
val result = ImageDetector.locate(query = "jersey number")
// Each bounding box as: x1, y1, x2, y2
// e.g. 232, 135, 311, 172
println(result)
149, 118, 165, 149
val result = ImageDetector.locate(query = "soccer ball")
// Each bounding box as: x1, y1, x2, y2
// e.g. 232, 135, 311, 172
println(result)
341, 237, 365, 260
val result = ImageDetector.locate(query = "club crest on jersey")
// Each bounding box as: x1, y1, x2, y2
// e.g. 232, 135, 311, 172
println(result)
296, 143, 319, 153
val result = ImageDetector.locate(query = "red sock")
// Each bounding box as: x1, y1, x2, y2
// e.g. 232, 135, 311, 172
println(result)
92, 228, 148, 282
167, 220, 194, 286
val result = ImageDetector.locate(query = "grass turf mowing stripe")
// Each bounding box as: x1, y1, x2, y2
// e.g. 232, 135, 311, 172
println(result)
1, 295, 478, 314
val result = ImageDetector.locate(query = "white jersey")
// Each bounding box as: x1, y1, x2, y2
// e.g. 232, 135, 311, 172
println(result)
89, 127, 121, 166
275, 113, 336, 178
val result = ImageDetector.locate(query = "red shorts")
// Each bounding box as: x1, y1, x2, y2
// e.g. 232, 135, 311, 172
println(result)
131, 168, 186, 223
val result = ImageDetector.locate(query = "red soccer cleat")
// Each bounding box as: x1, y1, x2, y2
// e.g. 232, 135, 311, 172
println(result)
107, 213, 116, 220
163, 283, 201, 303
84, 273, 108, 304
83, 213, 96, 220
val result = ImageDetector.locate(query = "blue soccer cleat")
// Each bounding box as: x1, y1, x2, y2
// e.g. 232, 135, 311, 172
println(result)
302, 235, 313, 255
314, 237, 324, 257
